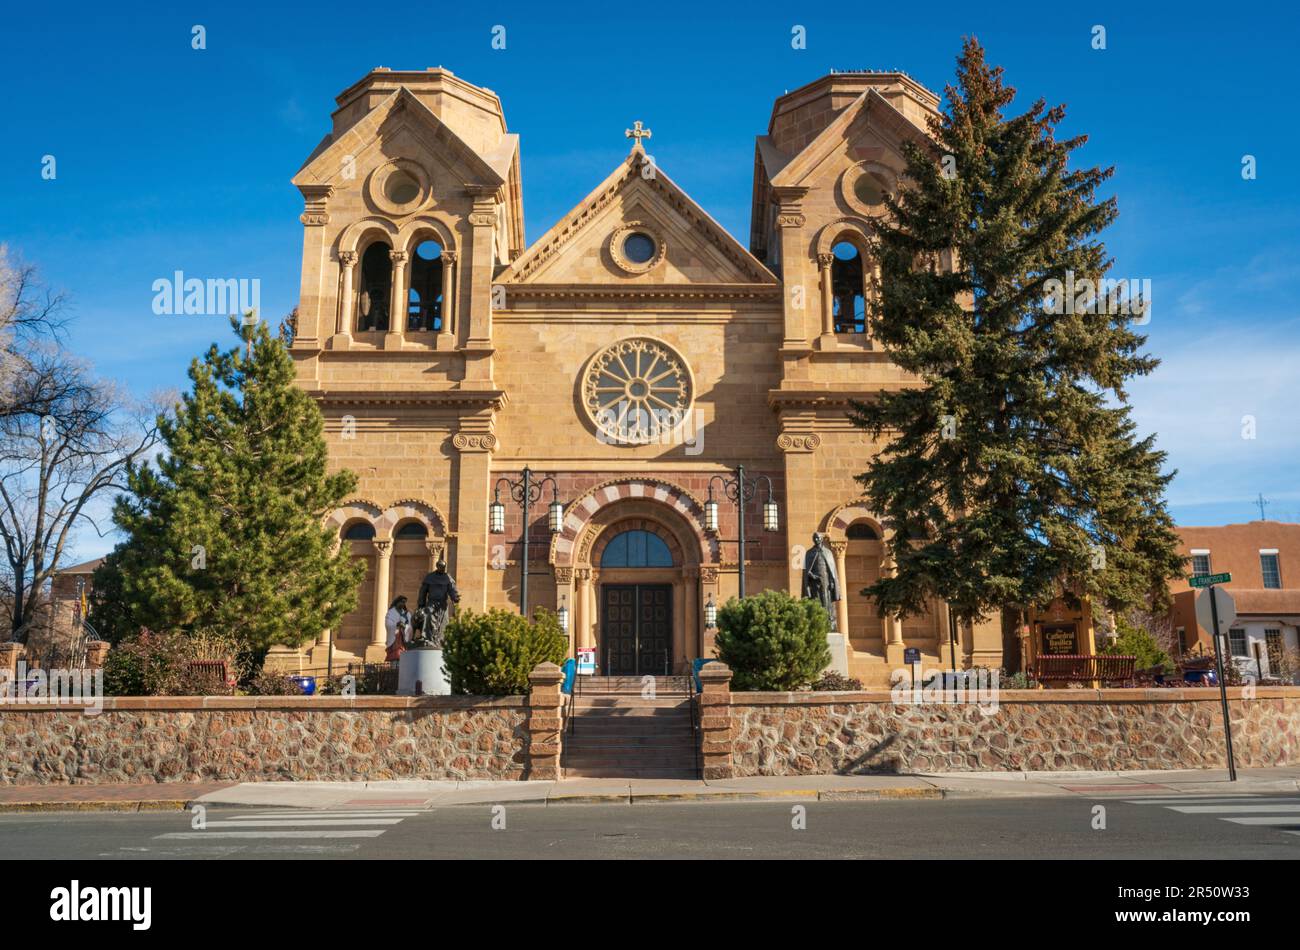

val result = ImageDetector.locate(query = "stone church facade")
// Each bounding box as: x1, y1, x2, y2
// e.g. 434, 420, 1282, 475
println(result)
279, 66, 1004, 686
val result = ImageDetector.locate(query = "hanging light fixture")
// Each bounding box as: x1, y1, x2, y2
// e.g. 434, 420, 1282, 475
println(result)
557, 593, 570, 634
489, 489, 505, 534
704, 594, 717, 629
704, 494, 719, 532
763, 496, 779, 532
548, 496, 564, 533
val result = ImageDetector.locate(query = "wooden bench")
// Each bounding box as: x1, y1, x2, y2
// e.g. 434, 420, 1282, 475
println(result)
186, 659, 235, 695
1034, 654, 1137, 686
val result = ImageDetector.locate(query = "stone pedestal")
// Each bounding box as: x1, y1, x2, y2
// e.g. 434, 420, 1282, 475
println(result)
825, 632, 849, 675
398, 647, 450, 696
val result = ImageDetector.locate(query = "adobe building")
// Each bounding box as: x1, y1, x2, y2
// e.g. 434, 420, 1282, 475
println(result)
1169, 521, 1300, 682
275, 66, 1004, 685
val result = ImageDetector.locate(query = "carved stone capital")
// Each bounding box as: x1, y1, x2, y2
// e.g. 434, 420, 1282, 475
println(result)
372, 540, 392, 557
451, 431, 499, 453
554, 567, 573, 585
440, 250, 458, 265
816, 252, 835, 268
338, 250, 358, 267
300, 212, 330, 227
777, 213, 806, 228
776, 432, 821, 454
829, 541, 848, 557
388, 249, 409, 265
699, 566, 719, 584
468, 212, 496, 227
574, 567, 591, 582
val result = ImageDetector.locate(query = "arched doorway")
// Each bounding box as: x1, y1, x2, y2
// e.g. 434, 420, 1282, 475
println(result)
597, 528, 675, 675
558, 486, 718, 676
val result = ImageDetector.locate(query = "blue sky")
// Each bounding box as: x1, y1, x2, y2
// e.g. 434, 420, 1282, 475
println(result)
2, 1, 1298, 561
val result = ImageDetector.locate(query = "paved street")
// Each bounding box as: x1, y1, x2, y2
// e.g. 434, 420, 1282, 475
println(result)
3, 793, 1299, 860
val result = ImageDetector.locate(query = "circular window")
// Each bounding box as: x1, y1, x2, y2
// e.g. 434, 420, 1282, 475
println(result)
841, 163, 894, 216
582, 338, 694, 445
386, 172, 420, 205
623, 232, 656, 264
608, 223, 666, 274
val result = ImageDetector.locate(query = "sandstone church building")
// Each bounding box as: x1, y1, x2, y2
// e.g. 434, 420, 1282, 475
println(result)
277, 66, 1006, 686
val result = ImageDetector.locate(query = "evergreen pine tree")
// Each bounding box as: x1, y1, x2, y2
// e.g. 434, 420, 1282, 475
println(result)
93, 316, 364, 652
851, 39, 1185, 662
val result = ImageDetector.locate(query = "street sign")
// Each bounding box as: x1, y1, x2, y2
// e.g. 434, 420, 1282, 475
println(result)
1189, 572, 1231, 588
1195, 586, 1237, 637
903, 648, 921, 664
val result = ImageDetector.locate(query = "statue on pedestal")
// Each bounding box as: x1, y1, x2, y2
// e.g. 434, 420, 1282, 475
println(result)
413, 558, 460, 648
801, 532, 840, 632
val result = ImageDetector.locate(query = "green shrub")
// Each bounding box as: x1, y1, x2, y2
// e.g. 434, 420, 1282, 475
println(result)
714, 589, 831, 691
244, 670, 306, 696
442, 608, 568, 695
1103, 617, 1172, 672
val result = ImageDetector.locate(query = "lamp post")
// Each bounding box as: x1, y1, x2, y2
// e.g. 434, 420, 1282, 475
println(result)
706, 465, 779, 600
490, 466, 563, 618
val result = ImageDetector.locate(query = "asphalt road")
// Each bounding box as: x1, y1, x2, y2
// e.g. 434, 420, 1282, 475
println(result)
2, 793, 1300, 859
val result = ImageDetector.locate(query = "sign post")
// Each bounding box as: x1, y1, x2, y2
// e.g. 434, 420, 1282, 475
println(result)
1192, 573, 1237, 782
904, 647, 921, 693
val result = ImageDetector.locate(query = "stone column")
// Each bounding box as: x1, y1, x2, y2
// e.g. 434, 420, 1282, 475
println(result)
555, 568, 575, 656
527, 662, 564, 780
831, 541, 850, 636
0, 641, 24, 678
682, 567, 698, 670
85, 641, 111, 669
439, 250, 457, 342
295, 184, 332, 345
464, 194, 498, 382
386, 250, 408, 349
698, 661, 734, 780
773, 192, 809, 346
818, 252, 836, 340
370, 540, 392, 658
335, 250, 357, 340
451, 430, 497, 611
575, 568, 594, 652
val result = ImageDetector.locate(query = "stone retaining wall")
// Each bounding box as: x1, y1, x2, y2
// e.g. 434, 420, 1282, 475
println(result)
728, 687, 1300, 776
0, 696, 531, 785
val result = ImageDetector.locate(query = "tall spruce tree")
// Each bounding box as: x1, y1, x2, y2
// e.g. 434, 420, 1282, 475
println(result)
851, 39, 1184, 663
92, 317, 364, 652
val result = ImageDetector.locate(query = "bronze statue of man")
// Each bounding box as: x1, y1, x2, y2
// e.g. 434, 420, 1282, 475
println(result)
801, 532, 840, 631
414, 558, 460, 647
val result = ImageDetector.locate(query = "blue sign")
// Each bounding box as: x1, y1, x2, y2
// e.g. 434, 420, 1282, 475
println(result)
903, 648, 921, 664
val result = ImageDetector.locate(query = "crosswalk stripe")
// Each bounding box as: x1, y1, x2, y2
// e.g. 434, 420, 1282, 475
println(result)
1222, 817, 1300, 826
1167, 805, 1300, 814
1123, 797, 1300, 805
158, 830, 387, 839
197, 818, 406, 828
220, 812, 421, 820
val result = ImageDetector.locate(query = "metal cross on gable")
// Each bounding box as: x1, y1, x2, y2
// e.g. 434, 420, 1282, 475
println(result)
625, 120, 652, 146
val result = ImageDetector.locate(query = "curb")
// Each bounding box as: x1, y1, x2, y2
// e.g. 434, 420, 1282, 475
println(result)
544, 785, 944, 805
0, 800, 193, 814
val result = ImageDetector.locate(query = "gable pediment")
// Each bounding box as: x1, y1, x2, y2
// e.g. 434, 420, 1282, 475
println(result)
292, 86, 508, 193
770, 89, 933, 191
502, 150, 776, 287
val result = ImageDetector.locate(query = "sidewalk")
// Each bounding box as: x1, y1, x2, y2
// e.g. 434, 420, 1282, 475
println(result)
1, 767, 1297, 812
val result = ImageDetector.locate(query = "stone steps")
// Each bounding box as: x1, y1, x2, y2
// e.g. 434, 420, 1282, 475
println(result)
562, 686, 698, 778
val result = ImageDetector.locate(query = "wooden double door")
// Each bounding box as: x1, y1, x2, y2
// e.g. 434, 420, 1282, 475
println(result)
601, 584, 672, 675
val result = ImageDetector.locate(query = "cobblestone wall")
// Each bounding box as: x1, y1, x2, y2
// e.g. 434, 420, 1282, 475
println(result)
729, 688, 1300, 775
0, 696, 530, 785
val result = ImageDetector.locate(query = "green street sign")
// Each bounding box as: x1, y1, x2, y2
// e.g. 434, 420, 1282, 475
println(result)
1189, 572, 1231, 588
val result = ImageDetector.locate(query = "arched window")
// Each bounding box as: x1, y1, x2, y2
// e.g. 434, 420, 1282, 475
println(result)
357, 242, 392, 332
600, 529, 673, 568
342, 522, 376, 541
831, 241, 866, 334
394, 521, 429, 540
407, 240, 443, 332
846, 522, 878, 540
